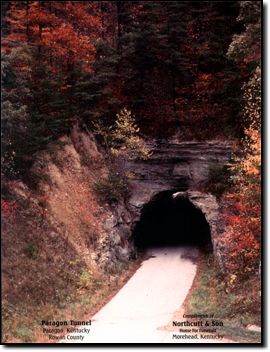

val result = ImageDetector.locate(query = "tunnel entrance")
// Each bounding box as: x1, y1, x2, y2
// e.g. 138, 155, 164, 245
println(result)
133, 191, 212, 251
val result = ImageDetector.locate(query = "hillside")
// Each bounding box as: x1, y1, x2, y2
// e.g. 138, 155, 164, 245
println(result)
1, 1, 261, 344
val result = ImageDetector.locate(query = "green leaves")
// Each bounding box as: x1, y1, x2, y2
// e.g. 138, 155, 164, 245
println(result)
92, 108, 152, 161
93, 172, 129, 204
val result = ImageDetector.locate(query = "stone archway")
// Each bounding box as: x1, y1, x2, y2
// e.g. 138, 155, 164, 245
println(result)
172, 191, 220, 255
98, 140, 231, 269
128, 189, 220, 260
132, 190, 213, 250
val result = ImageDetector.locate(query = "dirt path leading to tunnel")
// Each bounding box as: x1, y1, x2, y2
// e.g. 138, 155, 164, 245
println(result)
63, 247, 233, 343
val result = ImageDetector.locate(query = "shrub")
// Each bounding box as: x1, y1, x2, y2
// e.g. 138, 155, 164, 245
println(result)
93, 108, 152, 160
78, 270, 93, 290
14, 325, 33, 342
205, 163, 232, 196
93, 173, 129, 204
111, 108, 152, 160
24, 242, 37, 259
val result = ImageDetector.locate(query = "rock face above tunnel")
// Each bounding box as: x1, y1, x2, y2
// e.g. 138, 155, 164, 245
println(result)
123, 140, 232, 269
95, 138, 232, 269
127, 140, 232, 209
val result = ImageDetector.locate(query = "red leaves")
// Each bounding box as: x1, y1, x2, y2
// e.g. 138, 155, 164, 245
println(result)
42, 23, 95, 64
3, 1, 101, 72
1, 199, 19, 219
221, 183, 261, 277
38, 194, 49, 203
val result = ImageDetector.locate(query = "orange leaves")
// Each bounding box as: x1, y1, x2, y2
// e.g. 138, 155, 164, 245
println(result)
3, 1, 101, 72
221, 183, 261, 276
222, 124, 260, 276
220, 220, 260, 276
175, 70, 227, 126
26, 2, 60, 27
227, 215, 241, 226
42, 24, 95, 64
64, 2, 101, 34
194, 72, 225, 94
233, 201, 245, 213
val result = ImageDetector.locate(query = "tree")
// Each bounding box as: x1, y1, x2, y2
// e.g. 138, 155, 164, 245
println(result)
111, 108, 152, 160
93, 108, 151, 161
1, 47, 32, 177
82, 1, 242, 139
220, 1, 261, 278
1, 1, 246, 178
173, 1, 242, 139
3, 1, 99, 71
2, 1, 101, 176
74, 38, 121, 128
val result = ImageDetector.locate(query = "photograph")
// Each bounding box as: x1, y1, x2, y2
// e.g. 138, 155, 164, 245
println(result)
1, 0, 262, 345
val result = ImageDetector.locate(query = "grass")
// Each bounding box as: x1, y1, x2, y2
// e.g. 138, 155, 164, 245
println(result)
14, 325, 33, 343
2, 256, 143, 343
185, 254, 261, 343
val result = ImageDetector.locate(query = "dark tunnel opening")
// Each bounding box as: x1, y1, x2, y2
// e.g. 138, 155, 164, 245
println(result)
133, 191, 212, 252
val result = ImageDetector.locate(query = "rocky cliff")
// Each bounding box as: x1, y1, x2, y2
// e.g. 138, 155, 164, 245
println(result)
126, 140, 232, 209
3, 129, 233, 313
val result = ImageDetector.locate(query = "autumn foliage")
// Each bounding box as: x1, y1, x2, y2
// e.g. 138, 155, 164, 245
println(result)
219, 1, 261, 279
2, 1, 99, 70
1, 1, 261, 278
2, 1, 243, 179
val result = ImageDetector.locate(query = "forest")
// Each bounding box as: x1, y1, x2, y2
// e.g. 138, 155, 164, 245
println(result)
1, 1, 261, 344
